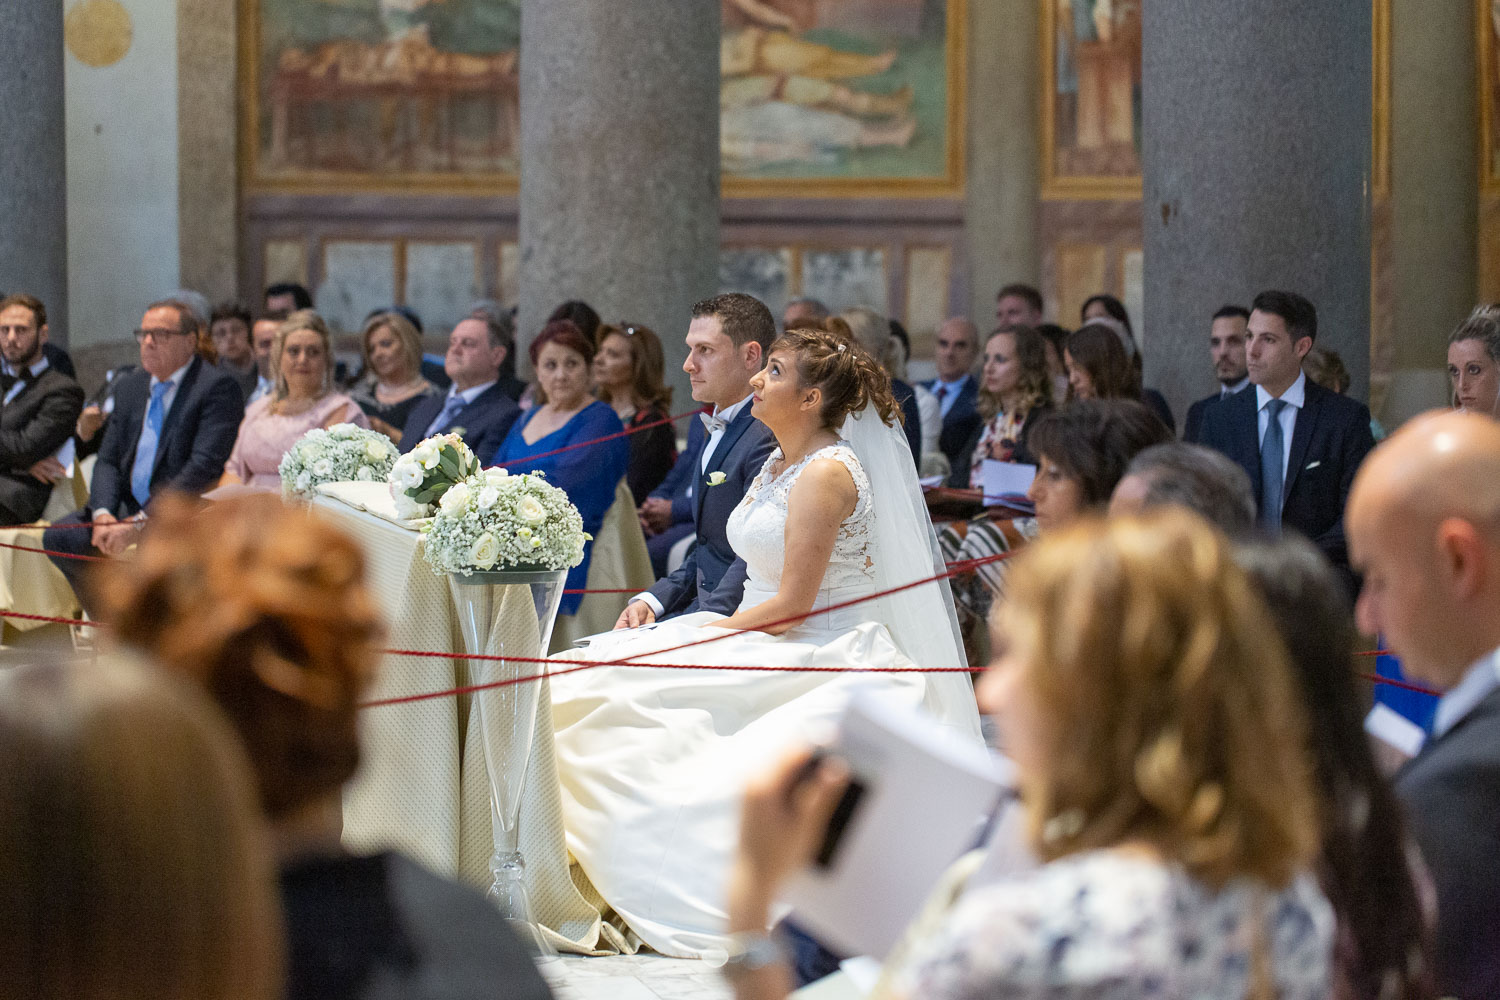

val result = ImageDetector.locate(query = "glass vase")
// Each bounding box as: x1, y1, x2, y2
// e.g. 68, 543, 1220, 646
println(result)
448, 567, 567, 960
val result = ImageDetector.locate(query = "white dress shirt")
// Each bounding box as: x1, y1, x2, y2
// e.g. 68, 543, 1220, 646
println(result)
636, 393, 755, 617
1, 355, 50, 405
248, 373, 273, 405
1220, 375, 1249, 398
1255, 371, 1306, 485
1432, 646, 1500, 740
931, 374, 972, 419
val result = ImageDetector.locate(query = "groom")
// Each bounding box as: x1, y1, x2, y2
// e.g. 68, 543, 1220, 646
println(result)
616, 293, 777, 628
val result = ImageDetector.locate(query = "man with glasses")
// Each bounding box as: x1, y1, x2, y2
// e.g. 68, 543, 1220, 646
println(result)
0, 293, 84, 525
44, 299, 242, 611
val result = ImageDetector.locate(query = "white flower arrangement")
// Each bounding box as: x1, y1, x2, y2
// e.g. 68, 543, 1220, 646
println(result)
279, 423, 398, 498
387, 433, 482, 519
422, 467, 590, 576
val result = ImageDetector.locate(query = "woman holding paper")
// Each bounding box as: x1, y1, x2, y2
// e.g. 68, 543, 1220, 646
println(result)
728, 511, 1336, 1000
946, 325, 1054, 491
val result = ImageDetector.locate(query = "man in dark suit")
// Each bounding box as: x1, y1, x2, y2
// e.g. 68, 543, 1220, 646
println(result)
924, 317, 982, 466
44, 299, 243, 610
1197, 290, 1374, 574
400, 315, 520, 465
638, 415, 707, 578
1347, 410, 1500, 999
0, 294, 85, 524
617, 293, 777, 627
1181, 304, 1251, 443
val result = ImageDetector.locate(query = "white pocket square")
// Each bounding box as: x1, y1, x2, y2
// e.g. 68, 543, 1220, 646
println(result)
1304, 460, 1321, 470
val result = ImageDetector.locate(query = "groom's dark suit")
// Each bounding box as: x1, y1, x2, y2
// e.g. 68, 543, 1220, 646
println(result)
645, 402, 775, 618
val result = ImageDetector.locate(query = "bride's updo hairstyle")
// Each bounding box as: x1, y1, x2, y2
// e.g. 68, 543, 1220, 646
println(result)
98, 494, 385, 821
773, 322, 902, 431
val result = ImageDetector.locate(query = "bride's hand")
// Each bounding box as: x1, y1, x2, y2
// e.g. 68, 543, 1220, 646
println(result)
730, 746, 848, 917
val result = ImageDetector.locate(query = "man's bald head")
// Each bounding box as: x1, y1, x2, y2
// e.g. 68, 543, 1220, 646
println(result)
934, 317, 980, 381
1348, 410, 1500, 689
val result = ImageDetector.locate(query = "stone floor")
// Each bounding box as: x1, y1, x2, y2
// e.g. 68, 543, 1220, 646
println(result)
539, 954, 732, 1000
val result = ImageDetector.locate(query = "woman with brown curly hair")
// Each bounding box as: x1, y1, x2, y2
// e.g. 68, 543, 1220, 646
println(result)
99, 495, 554, 1000
592, 321, 678, 504
548, 328, 981, 959
947, 325, 1054, 490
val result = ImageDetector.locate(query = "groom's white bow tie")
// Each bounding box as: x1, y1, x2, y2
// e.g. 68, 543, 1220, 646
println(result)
699, 412, 727, 435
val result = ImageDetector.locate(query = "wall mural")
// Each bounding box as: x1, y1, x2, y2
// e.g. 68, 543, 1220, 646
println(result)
1483, 0, 1500, 192
241, 0, 963, 194
1041, 0, 1142, 199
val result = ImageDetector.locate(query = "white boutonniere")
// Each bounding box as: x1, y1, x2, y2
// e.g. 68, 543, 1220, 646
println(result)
706, 471, 727, 486
450, 426, 466, 439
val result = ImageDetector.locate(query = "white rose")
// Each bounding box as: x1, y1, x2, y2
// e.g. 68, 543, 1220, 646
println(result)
517, 495, 547, 524
484, 466, 508, 483
312, 459, 334, 477
356, 465, 374, 481
516, 526, 532, 539
392, 492, 430, 520
329, 422, 358, 436
365, 439, 390, 461
439, 482, 471, 515
413, 442, 440, 469
468, 531, 501, 569
295, 472, 311, 492
394, 461, 424, 490
477, 485, 500, 509
706, 471, 727, 486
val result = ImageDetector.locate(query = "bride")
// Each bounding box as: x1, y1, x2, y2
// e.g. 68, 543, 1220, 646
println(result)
549, 327, 982, 958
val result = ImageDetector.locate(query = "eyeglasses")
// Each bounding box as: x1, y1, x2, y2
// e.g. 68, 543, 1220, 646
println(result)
134, 327, 191, 342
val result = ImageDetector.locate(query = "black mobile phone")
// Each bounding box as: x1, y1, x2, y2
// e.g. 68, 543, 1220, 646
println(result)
786, 748, 869, 869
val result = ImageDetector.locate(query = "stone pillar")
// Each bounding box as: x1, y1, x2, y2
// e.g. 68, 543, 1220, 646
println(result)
965, 0, 1040, 324
1383, 0, 1477, 427
1143, 2, 1372, 418
519, 1, 720, 403
0, 7, 67, 343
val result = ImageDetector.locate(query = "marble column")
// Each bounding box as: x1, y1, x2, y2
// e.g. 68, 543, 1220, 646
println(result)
1142, 2, 1372, 418
0, 6, 68, 342
519, 1, 720, 402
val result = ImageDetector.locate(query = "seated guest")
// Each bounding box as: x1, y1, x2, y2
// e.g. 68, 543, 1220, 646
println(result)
838, 307, 921, 465
100, 496, 554, 1000
1348, 411, 1500, 998
995, 282, 1043, 328
594, 322, 678, 504
400, 314, 520, 465
1197, 290, 1375, 582
925, 317, 982, 467
221, 311, 370, 490
1236, 537, 1436, 1000
940, 400, 1169, 655
1108, 441, 1257, 538
264, 281, 312, 314
781, 297, 828, 334
1304, 345, 1387, 440
469, 301, 523, 400
947, 325, 1053, 490
1446, 303, 1500, 418
729, 511, 1334, 1000
1065, 321, 1175, 430
1081, 294, 1175, 432
497, 320, 628, 617
1183, 305, 1251, 443
44, 299, 243, 612
0, 654, 282, 1000
247, 311, 283, 404
348, 311, 436, 444
210, 299, 259, 400
0, 293, 85, 524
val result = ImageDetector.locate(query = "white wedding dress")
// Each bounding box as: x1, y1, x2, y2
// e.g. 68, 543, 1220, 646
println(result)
549, 432, 983, 958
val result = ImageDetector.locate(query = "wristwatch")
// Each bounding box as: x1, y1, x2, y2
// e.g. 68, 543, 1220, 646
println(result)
718, 931, 783, 983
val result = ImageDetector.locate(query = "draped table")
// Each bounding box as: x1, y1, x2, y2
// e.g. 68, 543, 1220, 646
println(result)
311, 486, 649, 955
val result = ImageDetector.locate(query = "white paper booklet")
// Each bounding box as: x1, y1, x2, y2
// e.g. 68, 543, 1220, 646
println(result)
781, 693, 1008, 959
978, 459, 1036, 502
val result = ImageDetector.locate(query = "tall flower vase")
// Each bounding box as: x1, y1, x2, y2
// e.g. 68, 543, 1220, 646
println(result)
448, 568, 567, 960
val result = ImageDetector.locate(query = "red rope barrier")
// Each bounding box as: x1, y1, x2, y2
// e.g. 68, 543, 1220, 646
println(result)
0, 539, 106, 562
493, 406, 705, 469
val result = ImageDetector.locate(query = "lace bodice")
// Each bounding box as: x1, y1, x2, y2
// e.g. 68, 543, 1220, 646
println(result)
726, 443, 874, 611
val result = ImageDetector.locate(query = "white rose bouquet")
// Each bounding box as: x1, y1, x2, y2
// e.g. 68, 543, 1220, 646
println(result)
387, 432, 482, 519
279, 423, 399, 498
422, 468, 590, 576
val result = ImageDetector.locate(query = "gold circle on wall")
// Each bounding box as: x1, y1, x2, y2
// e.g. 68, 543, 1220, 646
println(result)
65, 0, 134, 69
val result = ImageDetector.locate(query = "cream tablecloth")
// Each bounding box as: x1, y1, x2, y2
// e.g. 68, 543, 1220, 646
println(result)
0, 471, 89, 634
313, 493, 643, 954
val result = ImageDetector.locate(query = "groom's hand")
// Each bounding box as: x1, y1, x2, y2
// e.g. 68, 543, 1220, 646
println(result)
615, 600, 656, 630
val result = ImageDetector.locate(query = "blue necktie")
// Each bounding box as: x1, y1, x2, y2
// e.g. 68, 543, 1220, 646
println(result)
425, 393, 466, 439
1260, 398, 1286, 532
130, 381, 171, 508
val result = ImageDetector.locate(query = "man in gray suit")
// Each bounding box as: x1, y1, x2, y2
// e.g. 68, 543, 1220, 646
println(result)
617, 293, 777, 628
1348, 409, 1500, 1000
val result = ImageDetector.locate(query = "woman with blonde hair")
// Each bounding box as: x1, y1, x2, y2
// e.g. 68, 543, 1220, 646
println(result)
99, 495, 553, 1000
730, 511, 1335, 1000
0, 655, 282, 1000
593, 321, 678, 503
220, 309, 371, 489
349, 310, 436, 443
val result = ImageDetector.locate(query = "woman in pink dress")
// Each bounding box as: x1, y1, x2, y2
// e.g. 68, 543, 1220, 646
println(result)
220, 310, 369, 490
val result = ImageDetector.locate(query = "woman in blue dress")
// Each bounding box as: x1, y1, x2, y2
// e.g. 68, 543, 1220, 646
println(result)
494, 319, 627, 616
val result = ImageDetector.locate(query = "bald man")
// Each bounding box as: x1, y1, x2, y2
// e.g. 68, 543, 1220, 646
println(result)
925, 317, 982, 466
1347, 410, 1500, 999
